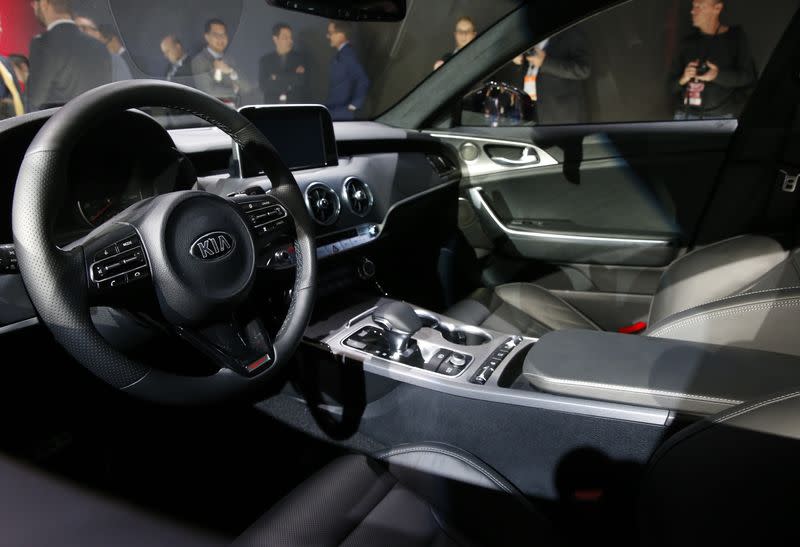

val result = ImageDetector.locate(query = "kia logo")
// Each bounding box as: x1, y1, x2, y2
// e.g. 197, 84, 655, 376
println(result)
190, 231, 236, 261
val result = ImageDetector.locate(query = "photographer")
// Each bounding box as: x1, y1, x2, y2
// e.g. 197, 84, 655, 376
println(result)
671, 0, 756, 119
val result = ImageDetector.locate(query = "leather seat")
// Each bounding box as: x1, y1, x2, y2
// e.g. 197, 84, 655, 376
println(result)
5, 395, 800, 546
234, 442, 555, 547
447, 235, 800, 355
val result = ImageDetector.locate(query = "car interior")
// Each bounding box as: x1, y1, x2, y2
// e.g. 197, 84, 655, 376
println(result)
2, 0, 800, 545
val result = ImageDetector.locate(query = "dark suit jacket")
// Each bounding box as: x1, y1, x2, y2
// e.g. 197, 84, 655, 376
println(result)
326, 43, 369, 121
191, 48, 248, 103
165, 56, 192, 81
536, 30, 591, 125
259, 50, 307, 103
27, 22, 112, 111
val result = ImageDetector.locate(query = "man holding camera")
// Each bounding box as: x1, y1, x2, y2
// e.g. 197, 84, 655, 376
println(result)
671, 0, 756, 120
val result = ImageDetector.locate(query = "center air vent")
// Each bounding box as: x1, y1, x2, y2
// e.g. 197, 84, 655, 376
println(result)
305, 182, 341, 226
342, 177, 374, 217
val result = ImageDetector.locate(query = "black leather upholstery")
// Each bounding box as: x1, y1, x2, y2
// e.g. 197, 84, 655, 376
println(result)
446, 283, 599, 338
449, 235, 800, 354
235, 443, 554, 547
639, 389, 800, 545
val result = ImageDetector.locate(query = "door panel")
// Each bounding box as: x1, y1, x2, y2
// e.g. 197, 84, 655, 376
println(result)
432, 121, 735, 329
435, 121, 733, 269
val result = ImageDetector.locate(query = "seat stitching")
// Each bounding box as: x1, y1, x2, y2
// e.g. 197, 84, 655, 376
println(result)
649, 298, 800, 337
713, 391, 800, 424
656, 283, 800, 321
526, 372, 743, 405
379, 447, 513, 495
682, 286, 800, 315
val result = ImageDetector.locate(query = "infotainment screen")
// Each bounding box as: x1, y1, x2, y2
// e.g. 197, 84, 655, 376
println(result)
235, 105, 338, 177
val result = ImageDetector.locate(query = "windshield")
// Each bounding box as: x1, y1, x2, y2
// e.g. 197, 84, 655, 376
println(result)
0, 0, 521, 126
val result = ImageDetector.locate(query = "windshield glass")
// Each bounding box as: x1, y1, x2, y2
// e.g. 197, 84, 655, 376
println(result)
0, 0, 522, 125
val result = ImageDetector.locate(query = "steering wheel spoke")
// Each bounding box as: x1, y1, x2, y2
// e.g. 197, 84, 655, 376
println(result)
81, 225, 153, 303
175, 315, 276, 377
229, 194, 295, 259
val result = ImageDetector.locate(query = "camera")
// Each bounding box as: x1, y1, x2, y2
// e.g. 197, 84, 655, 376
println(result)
696, 61, 710, 76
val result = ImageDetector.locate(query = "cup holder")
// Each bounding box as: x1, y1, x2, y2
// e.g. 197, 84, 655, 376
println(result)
414, 310, 492, 346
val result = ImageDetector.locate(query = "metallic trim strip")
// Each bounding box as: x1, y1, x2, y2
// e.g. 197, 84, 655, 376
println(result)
379, 180, 458, 229
469, 187, 673, 246
356, 351, 669, 425
0, 317, 39, 335
429, 133, 559, 178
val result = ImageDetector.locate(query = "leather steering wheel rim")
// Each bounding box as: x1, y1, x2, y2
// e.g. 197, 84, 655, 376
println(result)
11, 80, 317, 404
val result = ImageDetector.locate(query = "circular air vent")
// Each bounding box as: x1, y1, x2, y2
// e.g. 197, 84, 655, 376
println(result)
304, 182, 341, 226
342, 177, 374, 217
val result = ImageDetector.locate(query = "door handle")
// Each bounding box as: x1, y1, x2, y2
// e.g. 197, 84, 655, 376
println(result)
487, 146, 540, 167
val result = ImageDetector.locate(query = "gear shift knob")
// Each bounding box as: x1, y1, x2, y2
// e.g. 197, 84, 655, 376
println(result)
372, 302, 422, 354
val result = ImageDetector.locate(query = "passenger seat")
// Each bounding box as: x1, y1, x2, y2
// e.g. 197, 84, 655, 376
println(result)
446, 235, 800, 356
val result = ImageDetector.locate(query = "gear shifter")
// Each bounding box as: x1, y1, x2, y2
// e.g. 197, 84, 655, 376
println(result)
372, 301, 423, 355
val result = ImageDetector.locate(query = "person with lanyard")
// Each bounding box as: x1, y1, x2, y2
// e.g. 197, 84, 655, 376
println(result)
671, 0, 756, 120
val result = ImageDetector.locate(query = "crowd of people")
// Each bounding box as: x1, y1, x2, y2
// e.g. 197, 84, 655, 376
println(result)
0, 0, 757, 125
0, 0, 370, 121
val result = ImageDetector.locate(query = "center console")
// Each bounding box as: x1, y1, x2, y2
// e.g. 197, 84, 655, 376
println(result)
315, 298, 668, 424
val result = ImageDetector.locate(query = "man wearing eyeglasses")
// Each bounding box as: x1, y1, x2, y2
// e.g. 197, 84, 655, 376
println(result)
191, 18, 248, 106
26, 0, 111, 111
433, 16, 477, 70
325, 21, 369, 121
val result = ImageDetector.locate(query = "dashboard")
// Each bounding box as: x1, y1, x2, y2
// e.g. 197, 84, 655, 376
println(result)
0, 105, 461, 331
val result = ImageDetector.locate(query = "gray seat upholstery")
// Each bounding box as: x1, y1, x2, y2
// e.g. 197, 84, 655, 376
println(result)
447, 235, 800, 355
445, 282, 600, 338
234, 442, 554, 547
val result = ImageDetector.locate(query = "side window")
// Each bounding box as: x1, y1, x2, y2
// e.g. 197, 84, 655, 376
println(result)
462, 0, 796, 126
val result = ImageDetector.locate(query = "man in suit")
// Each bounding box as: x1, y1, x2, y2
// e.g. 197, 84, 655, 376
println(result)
258, 23, 307, 104
191, 19, 248, 105
325, 21, 369, 121
74, 15, 132, 82
160, 35, 192, 82
27, 0, 111, 111
524, 29, 591, 125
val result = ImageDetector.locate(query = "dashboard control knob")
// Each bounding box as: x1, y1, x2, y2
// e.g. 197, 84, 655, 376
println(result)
358, 258, 376, 280
368, 225, 379, 238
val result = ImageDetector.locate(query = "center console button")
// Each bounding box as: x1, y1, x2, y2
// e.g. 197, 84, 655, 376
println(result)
425, 349, 451, 372
449, 354, 467, 367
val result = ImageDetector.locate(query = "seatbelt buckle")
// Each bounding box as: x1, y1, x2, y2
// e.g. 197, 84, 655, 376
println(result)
779, 168, 799, 193
618, 322, 647, 334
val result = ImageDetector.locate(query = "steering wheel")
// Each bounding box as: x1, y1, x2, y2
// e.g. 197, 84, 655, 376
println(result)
11, 80, 317, 404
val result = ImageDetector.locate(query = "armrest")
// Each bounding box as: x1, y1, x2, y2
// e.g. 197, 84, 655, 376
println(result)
523, 330, 800, 415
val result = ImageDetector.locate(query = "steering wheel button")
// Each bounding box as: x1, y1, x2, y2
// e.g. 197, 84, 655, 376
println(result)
118, 236, 140, 252
98, 274, 128, 290
129, 268, 148, 282
95, 244, 119, 261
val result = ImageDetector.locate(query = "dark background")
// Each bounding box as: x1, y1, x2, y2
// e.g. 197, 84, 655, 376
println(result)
18, 0, 800, 122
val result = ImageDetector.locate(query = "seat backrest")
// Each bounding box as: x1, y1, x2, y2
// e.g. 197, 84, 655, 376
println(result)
639, 390, 800, 546
648, 235, 790, 326
644, 235, 800, 356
